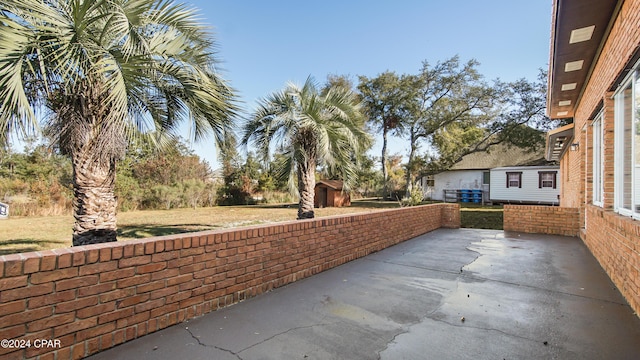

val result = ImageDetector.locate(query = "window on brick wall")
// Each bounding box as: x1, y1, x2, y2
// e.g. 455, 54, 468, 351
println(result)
538, 171, 557, 188
614, 64, 640, 218
506, 172, 522, 188
593, 112, 603, 206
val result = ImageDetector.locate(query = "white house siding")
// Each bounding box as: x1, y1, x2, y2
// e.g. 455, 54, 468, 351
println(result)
430, 170, 484, 201
490, 166, 560, 205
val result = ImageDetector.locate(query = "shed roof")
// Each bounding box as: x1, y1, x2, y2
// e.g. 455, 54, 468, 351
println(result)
315, 180, 344, 190
449, 143, 549, 171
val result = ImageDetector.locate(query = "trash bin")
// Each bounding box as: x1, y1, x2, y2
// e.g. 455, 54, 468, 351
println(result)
460, 190, 470, 202
472, 190, 482, 203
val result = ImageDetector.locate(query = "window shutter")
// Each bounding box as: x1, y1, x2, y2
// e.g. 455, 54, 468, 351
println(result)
538, 172, 542, 189
518, 173, 522, 188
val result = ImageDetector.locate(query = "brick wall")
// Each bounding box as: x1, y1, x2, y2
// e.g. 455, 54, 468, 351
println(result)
0, 203, 460, 360
503, 205, 580, 237
585, 206, 640, 315
554, 0, 640, 317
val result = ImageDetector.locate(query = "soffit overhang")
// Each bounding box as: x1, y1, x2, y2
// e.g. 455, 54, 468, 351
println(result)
547, 0, 620, 120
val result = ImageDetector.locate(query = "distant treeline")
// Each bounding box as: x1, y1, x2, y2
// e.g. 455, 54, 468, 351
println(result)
0, 138, 301, 216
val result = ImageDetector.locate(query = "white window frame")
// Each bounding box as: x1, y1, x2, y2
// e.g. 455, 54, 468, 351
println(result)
613, 62, 640, 218
592, 111, 603, 207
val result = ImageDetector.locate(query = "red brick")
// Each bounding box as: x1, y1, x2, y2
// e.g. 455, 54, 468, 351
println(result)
100, 248, 112, 262
145, 242, 155, 255
28, 289, 76, 309
98, 308, 133, 324
54, 317, 98, 337
136, 262, 167, 274
134, 243, 145, 256
116, 311, 149, 328
2, 306, 52, 328
72, 251, 86, 267
56, 296, 98, 313
112, 246, 124, 260
115, 294, 150, 309
79, 261, 117, 276
100, 267, 136, 282
40, 251, 58, 271
100, 288, 135, 303
166, 291, 191, 304
179, 294, 204, 309
136, 280, 165, 294
152, 251, 178, 262
71, 342, 85, 359
55, 275, 99, 292
86, 337, 101, 357
27, 312, 75, 332
150, 268, 179, 281
85, 248, 100, 264
77, 302, 116, 319
3, 256, 23, 277
22, 255, 41, 274
0, 300, 25, 316
116, 274, 151, 289
56, 250, 73, 269
150, 303, 179, 318
76, 323, 116, 342
149, 285, 179, 300
2, 283, 53, 301
118, 255, 151, 268
134, 298, 165, 313
180, 247, 204, 257
0, 275, 27, 290
78, 282, 117, 297
166, 274, 192, 286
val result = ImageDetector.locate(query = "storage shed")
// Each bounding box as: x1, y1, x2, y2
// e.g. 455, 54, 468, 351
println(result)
314, 180, 350, 208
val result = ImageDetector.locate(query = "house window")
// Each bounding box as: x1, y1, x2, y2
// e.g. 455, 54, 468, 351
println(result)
614, 64, 640, 217
538, 171, 557, 189
506, 172, 522, 188
426, 175, 435, 187
482, 171, 490, 185
593, 112, 603, 206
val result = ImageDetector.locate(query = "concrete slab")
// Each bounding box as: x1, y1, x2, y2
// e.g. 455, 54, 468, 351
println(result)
87, 229, 640, 360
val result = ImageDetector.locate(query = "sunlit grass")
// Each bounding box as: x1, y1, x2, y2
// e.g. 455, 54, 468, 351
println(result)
0, 200, 402, 255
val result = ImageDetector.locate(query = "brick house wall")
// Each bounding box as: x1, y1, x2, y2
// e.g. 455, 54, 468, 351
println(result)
0, 204, 460, 360
585, 206, 640, 313
554, 0, 640, 317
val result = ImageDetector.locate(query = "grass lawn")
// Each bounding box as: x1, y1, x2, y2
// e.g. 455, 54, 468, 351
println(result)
460, 202, 504, 230
0, 200, 401, 255
0, 200, 503, 255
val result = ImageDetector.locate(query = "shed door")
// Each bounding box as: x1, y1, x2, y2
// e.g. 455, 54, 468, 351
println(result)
318, 188, 327, 208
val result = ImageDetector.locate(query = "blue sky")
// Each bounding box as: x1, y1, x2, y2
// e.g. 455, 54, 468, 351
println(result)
182, 0, 553, 169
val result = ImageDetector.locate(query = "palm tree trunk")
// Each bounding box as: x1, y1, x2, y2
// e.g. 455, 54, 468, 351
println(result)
297, 158, 316, 219
72, 150, 118, 246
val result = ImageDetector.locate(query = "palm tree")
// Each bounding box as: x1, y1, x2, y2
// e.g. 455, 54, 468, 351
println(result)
0, 0, 236, 245
243, 77, 370, 219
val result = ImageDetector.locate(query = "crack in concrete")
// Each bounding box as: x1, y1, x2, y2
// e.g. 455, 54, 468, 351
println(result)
184, 327, 243, 360
424, 314, 546, 346
237, 322, 334, 355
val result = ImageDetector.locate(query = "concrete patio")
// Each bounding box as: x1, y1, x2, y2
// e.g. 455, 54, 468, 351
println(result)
87, 228, 640, 359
